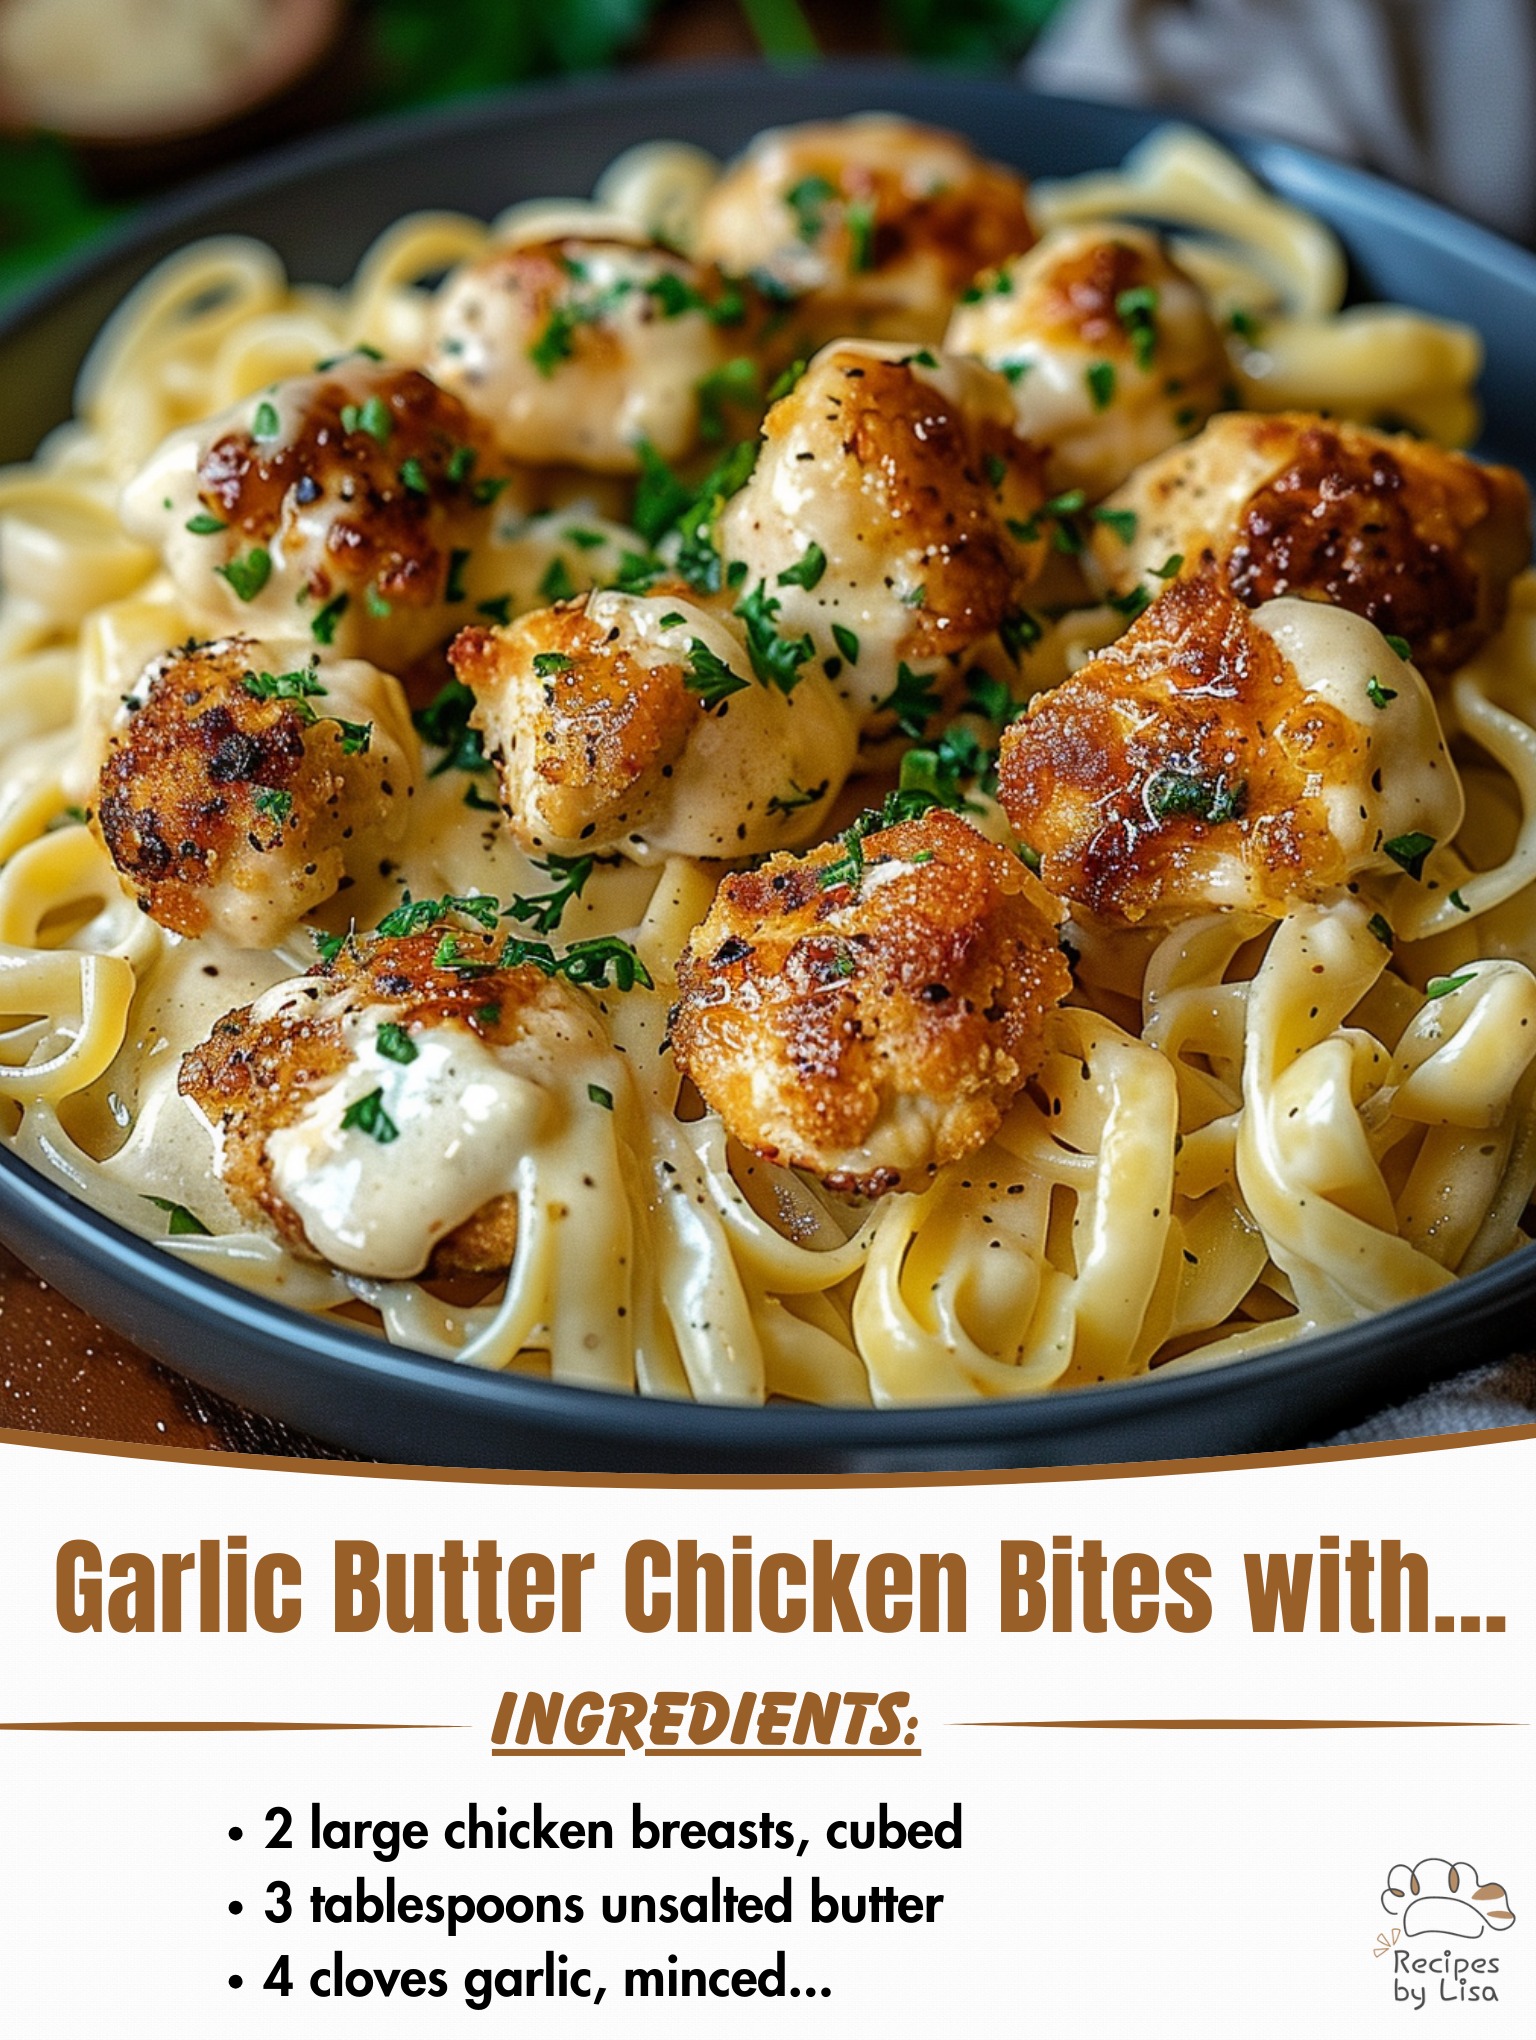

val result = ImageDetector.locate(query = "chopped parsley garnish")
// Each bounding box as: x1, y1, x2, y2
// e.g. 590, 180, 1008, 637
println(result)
898, 724, 994, 812
471, 475, 509, 506
613, 549, 665, 593
685, 637, 750, 708
831, 623, 860, 665
777, 542, 827, 590
310, 593, 349, 644
376, 1022, 418, 1065
334, 719, 372, 756
504, 853, 596, 935
364, 583, 392, 619
1114, 284, 1159, 369
538, 554, 576, 603
767, 356, 808, 404
1108, 584, 1151, 619
735, 581, 813, 693
476, 595, 513, 625
766, 778, 829, 820
1426, 972, 1476, 999
312, 923, 353, 967
696, 357, 759, 443
445, 547, 471, 603
340, 395, 393, 444
143, 1196, 211, 1237
1385, 831, 1436, 880
960, 269, 1014, 305
341, 1088, 399, 1144
878, 661, 942, 738
464, 783, 501, 813
564, 525, 606, 550
1228, 307, 1264, 344
1368, 913, 1395, 947
447, 444, 477, 484
242, 663, 326, 707
1146, 769, 1247, 825
185, 511, 227, 535
672, 440, 758, 592
817, 790, 940, 891
1000, 359, 1031, 385
532, 650, 573, 677
983, 451, 1008, 490
632, 437, 696, 545
645, 272, 709, 318
1150, 552, 1184, 579
252, 787, 292, 825
902, 583, 927, 608
399, 456, 429, 495
1086, 361, 1116, 410
1018, 843, 1042, 875
413, 679, 488, 777
502, 934, 653, 992
1366, 674, 1398, 709
529, 275, 634, 377
964, 671, 1015, 725
1450, 888, 1471, 913
377, 891, 500, 938
785, 173, 836, 242
432, 932, 492, 976
999, 608, 1043, 661
587, 1082, 614, 1110
215, 547, 272, 603
658, 611, 687, 629
845, 196, 877, 272
1092, 506, 1138, 543
1385, 633, 1414, 662
252, 400, 280, 441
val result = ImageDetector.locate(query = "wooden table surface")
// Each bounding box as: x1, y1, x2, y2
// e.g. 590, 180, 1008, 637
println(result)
0, 13, 908, 1457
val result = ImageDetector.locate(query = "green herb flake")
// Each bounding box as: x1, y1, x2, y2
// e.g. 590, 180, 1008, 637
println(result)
378, 891, 500, 939
215, 547, 272, 603
831, 623, 860, 664
564, 525, 606, 550
776, 542, 827, 590
252, 787, 292, 826
766, 778, 830, 820
1114, 284, 1159, 369
1385, 634, 1414, 662
845, 196, 877, 272
503, 852, 597, 936
376, 1022, 418, 1065
697, 357, 759, 443
587, 1082, 614, 1110
879, 661, 942, 738
1150, 552, 1185, 580
251, 400, 280, 441
335, 720, 372, 757
340, 395, 393, 444
1367, 912, 1395, 947
1385, 831, 1436, 880
1426, 972, 1476, 1000
1228, 308, 1264, 344
143, 1195, 211, 1237
1146, 770, 1248, 825
735, 581, 812, 693
685, 638, 750, 708
476, 594, 513, 625
785, 173, 836, 242
1086, 361, 1116, 411
341, 1087, 399, 1144
532, 650, 573, 677
767, 356, 808, 404
1092, 506, 1138, 542
399, 456, 429, 495
310, 592, 349, 645
1450, 888, 1471, 913
446, 444, 477, 484
1366, 674, 1398, 710
185, 511, 227, 535
445, 547, 472, 604
364, 584, 392, 619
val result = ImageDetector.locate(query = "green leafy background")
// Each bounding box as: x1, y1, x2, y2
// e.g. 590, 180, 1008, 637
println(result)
0, 0, 1065, 305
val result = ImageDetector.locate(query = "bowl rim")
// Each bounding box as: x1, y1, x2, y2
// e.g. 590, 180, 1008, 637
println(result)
1, 56, 1531, 1454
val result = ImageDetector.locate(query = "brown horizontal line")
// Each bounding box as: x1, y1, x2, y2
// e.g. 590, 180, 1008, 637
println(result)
0, 1721, 462, 1733
954, 1719, 1521, 1731
643, 1747, 922, 1758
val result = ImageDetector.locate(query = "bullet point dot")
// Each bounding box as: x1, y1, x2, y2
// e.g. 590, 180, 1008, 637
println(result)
228, 1826, 242, 1841
228, 1975, 243, 1990
228, 1900, 242, 1916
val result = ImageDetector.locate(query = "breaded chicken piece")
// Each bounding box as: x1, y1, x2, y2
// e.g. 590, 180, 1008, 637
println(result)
669, 806, 1072, 1194
715, 342, 1048, 726
1089, 411, 1531, 680
179, 930, 613, 1279
694, 115, 1036, 347
120, 357, 515, 668
94, 636, 416, 946
450, 586, 855, 860
428, 234, 753, 472
944, 223, 1230, 500
997, 575, 1464, 927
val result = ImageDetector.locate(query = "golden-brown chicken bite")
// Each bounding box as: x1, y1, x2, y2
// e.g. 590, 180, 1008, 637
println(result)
944, 223, 1230, 500
669, 806, 1072, 1194
997, 575, 1464, 927
715, 342, 1048, 727
427, 234, 754, 472
120, 357, 515, 668
1089, 410, 1531, 680
448, 586, 855, 860
694, 114, 1036, 346
178, 929, 618, 1279
94, 636, 416, 946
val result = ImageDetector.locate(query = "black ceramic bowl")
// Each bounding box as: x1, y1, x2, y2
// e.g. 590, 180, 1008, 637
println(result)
2, 62, 1533, 1471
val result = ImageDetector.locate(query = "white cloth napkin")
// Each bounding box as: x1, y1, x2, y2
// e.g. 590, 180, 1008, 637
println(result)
1024, 0, 1536, 243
